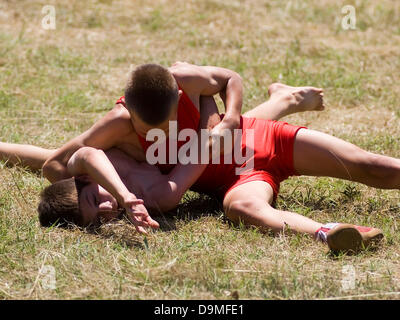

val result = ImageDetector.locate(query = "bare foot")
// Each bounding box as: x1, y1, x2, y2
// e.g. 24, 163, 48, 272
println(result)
268, 83, 325, 112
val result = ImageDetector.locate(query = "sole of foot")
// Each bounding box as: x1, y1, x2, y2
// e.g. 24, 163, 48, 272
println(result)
268, 83, 325, 112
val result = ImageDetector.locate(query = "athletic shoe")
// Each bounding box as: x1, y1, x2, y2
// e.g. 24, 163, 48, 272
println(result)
315, 223, 384, 253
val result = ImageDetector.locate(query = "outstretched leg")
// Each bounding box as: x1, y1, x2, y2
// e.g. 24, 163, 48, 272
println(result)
0, 142, 56, 171
223, 180, 383, 252
293, 129, 400, 189
223, 180, 323, 235
243, 83, 325, 121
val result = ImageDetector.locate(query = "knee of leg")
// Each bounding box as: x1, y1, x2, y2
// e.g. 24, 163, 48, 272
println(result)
357, 151, 395, 181
224, 196, 261, 222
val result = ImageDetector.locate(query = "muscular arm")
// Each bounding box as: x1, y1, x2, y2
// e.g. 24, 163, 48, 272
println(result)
67, 147, 134, 206
171, 62, 243, 128
154, 93, 224, 211
67, 146, 159, 232
154, 97, 216, 211
42, 104, 132, 183
152, 163, 208, 212
66, 144, 184, 216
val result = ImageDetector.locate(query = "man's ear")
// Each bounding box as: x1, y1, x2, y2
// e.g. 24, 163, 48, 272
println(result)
178, 90, 183, 100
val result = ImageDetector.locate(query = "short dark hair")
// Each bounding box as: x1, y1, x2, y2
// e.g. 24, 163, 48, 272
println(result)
124, 63, 179, 125
37, 178, 89, 228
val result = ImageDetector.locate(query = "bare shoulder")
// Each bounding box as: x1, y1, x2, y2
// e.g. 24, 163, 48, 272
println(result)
104, 103, 131, 122
78, 103, 136, 150
94, 103, 133, 132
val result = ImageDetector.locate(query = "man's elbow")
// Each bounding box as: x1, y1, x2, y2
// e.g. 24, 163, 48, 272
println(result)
77, 146, 104, 162
41, 160, 52, 180
67, 147, 104, 175
234, 71, 242, 81
42, 160, 69, 183
159, 182, 184, 212
230, 71, 242, 86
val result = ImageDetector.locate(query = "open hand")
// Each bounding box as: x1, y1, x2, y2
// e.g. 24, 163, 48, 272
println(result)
122, 193, 160, 234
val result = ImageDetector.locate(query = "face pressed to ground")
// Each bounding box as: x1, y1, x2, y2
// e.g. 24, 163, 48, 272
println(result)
78, 182, 122, 227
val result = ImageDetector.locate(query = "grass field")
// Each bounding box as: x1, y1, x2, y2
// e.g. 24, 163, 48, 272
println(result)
1, 0, 400, 300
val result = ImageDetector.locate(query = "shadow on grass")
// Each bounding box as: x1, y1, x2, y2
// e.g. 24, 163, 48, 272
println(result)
70, 192, 224, 249
89, 224, 146, 250
151, 191, 223, 231
175, 192, 223, 220
327, 242, 384, 260
48, 223, 147, 250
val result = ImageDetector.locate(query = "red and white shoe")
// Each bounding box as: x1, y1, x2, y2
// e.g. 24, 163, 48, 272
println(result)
315, 223, 384, 253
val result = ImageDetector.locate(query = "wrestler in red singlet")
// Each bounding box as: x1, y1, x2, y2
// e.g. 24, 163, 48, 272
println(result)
116, 87, 199, 174
116, 89, 306, 201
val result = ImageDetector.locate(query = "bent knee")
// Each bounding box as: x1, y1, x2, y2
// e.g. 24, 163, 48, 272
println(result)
224, 196, 265, 222
358, 152, 399, 185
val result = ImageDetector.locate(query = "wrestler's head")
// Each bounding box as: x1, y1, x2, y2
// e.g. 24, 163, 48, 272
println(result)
124, 63, 181, 138
37, 177, 122, 228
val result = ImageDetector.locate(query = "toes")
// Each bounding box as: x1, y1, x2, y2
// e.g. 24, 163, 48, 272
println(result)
316, 100, 326, 110
306, 87, 323, 95
312, 89, 323, 95
311, 87, 323, 92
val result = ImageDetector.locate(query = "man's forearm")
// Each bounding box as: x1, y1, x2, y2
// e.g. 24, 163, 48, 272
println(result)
160, 133, 211, 211
155, 163, 207, 212
223, 73, 243, 125
42, 139, 85, 183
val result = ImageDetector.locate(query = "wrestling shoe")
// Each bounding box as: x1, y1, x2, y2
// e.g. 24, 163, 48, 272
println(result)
315, 223, 384, 253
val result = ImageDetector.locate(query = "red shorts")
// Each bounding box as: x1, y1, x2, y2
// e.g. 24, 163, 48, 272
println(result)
191, 116, 306, 201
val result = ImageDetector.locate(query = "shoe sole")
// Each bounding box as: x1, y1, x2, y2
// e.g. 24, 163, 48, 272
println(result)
327, 224, 384, 253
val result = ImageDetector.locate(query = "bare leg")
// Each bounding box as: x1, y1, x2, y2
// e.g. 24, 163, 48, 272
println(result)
244, 83, 325, 121
222, 168, 384, 252
223, 180, 323, 235
0, 142, 56, 171
293, 129, 400, 189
